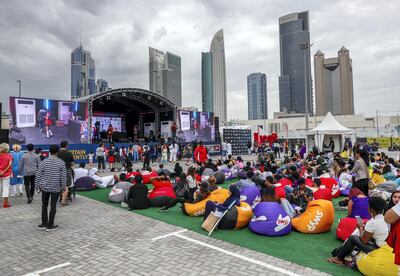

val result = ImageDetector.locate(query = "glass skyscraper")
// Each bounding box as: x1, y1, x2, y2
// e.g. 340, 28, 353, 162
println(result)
201, 29, 227, 123
71, 45, 96, 99
149, 47, 182, 107
247, 73, 268, 120
278, 11, 312, 114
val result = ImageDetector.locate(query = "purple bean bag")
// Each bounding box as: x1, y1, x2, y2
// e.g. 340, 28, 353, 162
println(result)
230, 168, 239, 179
240, 185, 261, 209
340, 189, 350, 196
74, 176, 97, 191
223, 169, 234, 180
249, 202, 292, 236
238, 170, 247, 179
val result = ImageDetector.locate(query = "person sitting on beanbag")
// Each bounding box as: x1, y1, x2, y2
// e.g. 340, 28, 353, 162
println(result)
127, 175, 150, 210
208, 176, 218, 192
193, 182, 211, 203
231, 170, 256, 190
348, 187, 370, 219
313, 178, 332, 201
287, 178, 313, 213
204, 186, 241, 219
262, 186, 296, 218
327, 197, 388, 266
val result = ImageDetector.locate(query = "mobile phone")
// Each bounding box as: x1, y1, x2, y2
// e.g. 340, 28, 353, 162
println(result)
355, 215, 363, 226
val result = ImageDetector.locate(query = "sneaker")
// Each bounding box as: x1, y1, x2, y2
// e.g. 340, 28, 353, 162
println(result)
160, 207, 169, 212
27, 198, 32, 204
46, 225, 59, 231
121, 202, 129, 208
38, 224, 47, 230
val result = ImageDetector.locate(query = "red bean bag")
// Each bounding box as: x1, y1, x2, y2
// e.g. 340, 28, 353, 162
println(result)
292, 199, 335, 234
313, 187, 333, 201
305, 178, 314, 187
141, 171, 158, 184
279, 178, 293, 187
336, 217, 369, 241
320, 178, 340, 198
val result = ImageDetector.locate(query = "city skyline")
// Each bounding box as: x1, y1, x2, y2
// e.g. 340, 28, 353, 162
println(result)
0, 1, 399, 119
247, 73, 268, 120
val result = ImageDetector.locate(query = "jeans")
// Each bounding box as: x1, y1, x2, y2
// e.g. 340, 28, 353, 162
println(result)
97, 156, 105, 170
41, 191, 60, 227
280, 198, 296, 218
133, 151, 139, 162
335, 235, 377, 260
24, 175, 35, 199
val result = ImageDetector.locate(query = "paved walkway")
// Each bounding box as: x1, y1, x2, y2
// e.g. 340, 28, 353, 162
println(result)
0, 195, 328, 276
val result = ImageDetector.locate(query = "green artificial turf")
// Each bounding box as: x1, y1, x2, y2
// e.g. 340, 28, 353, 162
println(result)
79, 181, 358, 275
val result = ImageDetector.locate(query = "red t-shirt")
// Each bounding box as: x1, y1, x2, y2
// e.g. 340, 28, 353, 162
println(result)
313, 187, 333, 201
274, 183, 286, 199
0, 153, 13, 178
148, 180, 176, 199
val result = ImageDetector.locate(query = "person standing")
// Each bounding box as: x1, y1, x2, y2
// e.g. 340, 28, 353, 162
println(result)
221, 140, 228, 161
226, 140, 232, 157
142, 145, 151, 170
133, 143, 139, 162
0, 143, 13, 208
57, 141, 74, 206
194, 142, 208, 164
169, 141, 178, 163
96, 144, 106, 172
35, 144, 66, 231
106, 124, 114, 143
171, 122, 177, 140
351, 148, 370, 196
19, 143, 41, 204
328, 137, 335, 153
10, 144, 24, 197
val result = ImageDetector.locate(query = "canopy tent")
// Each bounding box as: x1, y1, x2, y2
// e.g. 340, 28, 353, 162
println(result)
307, 112, 354, 152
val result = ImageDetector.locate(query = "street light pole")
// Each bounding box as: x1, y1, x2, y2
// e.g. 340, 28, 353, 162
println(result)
300, 42, 312, 151
376, 110, 379, 137
16, 80, 21, 98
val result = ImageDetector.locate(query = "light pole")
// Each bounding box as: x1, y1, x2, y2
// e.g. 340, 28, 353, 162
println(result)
376, 110, 379, 137
16, 80, 21, 98
300, 42, 312, 151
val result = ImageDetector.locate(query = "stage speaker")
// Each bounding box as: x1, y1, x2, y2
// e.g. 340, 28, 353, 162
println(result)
214, 117, 221, 142
0, 129, 9, 143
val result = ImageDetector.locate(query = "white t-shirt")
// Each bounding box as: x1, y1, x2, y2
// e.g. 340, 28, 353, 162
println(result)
74, 168, 89, 182
364, 214, 389, 247
227, 143, 232, 155
186, 175, 197, 189
221, 142, 228, 151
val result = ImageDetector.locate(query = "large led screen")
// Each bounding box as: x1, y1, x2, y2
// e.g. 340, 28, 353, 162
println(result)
178, 110, 214, 142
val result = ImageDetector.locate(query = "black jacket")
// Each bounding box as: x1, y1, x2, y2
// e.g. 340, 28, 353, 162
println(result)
127, 183, 150, 209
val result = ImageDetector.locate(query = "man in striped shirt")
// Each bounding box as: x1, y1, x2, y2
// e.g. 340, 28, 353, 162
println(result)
35, 145, 66, 231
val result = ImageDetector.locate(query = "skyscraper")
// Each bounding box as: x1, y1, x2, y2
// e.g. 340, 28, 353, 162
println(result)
71, 45, 96, 99
149, 47, 182, 107
202, 29, 227, 123
314, 46, 354, 116
278, 11, 312, 114
247, 73, 268, 120
96, 79, 109, 93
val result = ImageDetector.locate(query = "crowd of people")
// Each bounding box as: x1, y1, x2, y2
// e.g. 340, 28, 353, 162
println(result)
2, 138, 400, 272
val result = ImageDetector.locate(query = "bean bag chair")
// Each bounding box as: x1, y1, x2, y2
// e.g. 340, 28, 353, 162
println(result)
239, 185, 261, 209
195, 174, 202, 182
108, 182, 133, 203
219, 202, 253, 229
230, 168, 239, 179
141, 171, 158, 184
148, 180, 176, 207
223, 169, 234, 181
340, 188, 350, 196
305, 178, 314, 187
279, 178, 293, 187
182, 188, 230, 216
336, 217, 369, 241
238, 170, 247, 180
356, 244, 398, 276
202, 168, 215, 182
214, 171, 225, 184
320, 178, 340, 198
292, 199, 334, 234
249, 202, 292, 236
349, 197, 371, 219
74, 176, 97, 191
94, 175, 115, 188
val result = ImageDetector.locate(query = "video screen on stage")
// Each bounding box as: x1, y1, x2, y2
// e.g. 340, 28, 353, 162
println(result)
178, 110, 215, 142
92, 112, 125, 132
8, 96, 88, 145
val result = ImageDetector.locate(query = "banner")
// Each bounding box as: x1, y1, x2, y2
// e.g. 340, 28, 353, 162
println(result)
366, 137, 400, 148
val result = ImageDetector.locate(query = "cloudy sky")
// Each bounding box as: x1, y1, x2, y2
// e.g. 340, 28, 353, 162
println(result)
1, 0, 399, 119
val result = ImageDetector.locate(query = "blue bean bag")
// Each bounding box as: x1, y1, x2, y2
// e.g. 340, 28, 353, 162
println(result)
74, 176, 97, 191
340, 189, 350, 196
223, 169, 234, 180
249, 202, 292, 236
240, 185, 261, 209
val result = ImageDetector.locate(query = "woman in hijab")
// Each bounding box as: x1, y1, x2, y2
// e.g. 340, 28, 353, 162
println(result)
203, 186, 241, 219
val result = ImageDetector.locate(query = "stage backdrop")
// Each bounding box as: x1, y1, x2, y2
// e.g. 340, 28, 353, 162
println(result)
178, 110, 215, 142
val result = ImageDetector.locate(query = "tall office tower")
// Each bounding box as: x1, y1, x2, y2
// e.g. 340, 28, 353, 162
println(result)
96, 79, 109, 93
314, 46, 354, 116
149, 47, 182, 107
201, 29, 227, 122
247, 73, 268, 120
278, 11, 312, 114
71, 45, 96, 99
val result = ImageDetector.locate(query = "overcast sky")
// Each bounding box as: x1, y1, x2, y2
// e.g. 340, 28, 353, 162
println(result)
1, 0, 399, 119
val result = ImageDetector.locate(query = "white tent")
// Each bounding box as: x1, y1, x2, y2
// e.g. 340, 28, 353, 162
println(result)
307, 112, 354, 152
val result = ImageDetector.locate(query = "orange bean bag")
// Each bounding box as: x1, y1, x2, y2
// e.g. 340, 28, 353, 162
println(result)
292, 199, 334, 234
219, 201, 253, 229
336, 217, 369, 241
182, 188, 230, 217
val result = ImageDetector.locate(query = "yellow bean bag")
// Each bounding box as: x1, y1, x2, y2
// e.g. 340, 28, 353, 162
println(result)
292, 199, 334, 234
182, 188, 230, 217
219, 202, 253, 229
356, 244, 399, 276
